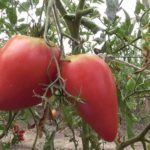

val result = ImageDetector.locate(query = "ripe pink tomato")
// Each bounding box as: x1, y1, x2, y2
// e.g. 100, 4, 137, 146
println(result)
61, 54, 118, 142
0, 35, 60, 111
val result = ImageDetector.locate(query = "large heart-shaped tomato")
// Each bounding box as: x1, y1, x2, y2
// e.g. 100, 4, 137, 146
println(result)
0, 35, 60, 111
61, 54, 118, 142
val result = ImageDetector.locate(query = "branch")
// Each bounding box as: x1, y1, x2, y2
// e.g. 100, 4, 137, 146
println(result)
55, 0, 77, 36
64, 14, 101, 33
55, 0, 75, 36
81, 17, 102, 33
69, 0, 86, 54
98, 54, 150, 74
38, 0, 45, 25
117, 123, 150, 150
77, 0, 86, 10
55, 0, 67, 16
52, 4, 65, 58
113, 36, 142, 53
77, 8, 93, 16
44, 0, 55, 37
124, 89, 150, 100
140, 8, 150, 27
55, 0, 101, 54
111, 59, 150, 74
0, 111, 18, 139
62, 32, 80, 44
119, 0, 124, 7
29, 108, 39, 150
68, 124, 78, 150
43, 0, 84, 107
74, 1, 93, 39
56, 0, 93, 54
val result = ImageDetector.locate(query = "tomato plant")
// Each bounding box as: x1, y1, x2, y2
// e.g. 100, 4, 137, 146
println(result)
0, 35, 60, 110
0, 0, 150, 149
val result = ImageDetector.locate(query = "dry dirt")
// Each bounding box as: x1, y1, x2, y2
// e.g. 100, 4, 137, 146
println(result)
0, 125, 144, 150
0, 106, 149, 150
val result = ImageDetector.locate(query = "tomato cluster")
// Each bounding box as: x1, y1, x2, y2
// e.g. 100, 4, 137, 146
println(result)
0, 35, 118, 142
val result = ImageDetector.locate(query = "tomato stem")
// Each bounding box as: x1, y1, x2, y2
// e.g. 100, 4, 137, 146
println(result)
81, 121, 90, 150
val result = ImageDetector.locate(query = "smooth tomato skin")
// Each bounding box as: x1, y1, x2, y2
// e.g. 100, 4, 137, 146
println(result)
0, 35, 60, 111
61, 54, 118, 142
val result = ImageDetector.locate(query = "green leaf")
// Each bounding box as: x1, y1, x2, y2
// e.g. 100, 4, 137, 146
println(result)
2, 143, 11, 150
103, 17, 110, 25
35, 7, 43, 16
0, 18, 4, 24
147, 144, 150, 150
126, 116, 135, 139
62, 105, 74, 126
123, 9, 131, 28
18, 1, 30, 12
117, 90, 125, 113
116, 28, 126, 39
134, 1, 145, 15
32, 0, 39, 5
0, 0, 8, 9
136, 78, 150, 89
126, 78, 136, 92
16, 24, 28, 31
6, 7, 17, 25
20, 109, 33, 121
126, 106, 137, 139
4, 22, 16, 34
118, 9, 134, 36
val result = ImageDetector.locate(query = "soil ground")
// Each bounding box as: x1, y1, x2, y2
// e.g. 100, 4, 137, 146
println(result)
0, 124, 145, 150
0, 106, 149, 150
